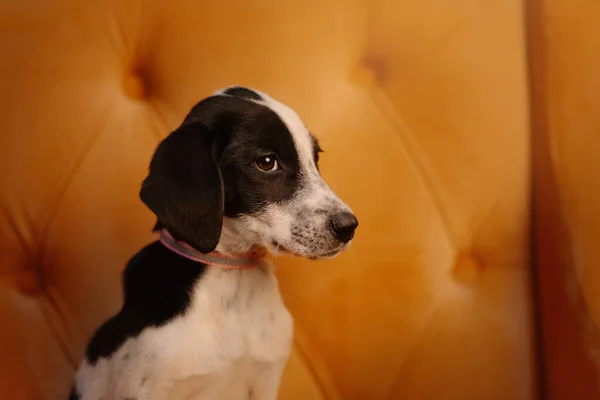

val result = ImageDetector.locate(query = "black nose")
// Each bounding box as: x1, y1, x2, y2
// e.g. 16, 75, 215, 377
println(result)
330, 212, 358, 243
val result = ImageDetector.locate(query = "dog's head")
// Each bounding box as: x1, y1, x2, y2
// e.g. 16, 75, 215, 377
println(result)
140, 86, 357, 259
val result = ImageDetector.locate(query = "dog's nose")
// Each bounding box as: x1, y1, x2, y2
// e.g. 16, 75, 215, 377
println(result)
330, 212, 358, 243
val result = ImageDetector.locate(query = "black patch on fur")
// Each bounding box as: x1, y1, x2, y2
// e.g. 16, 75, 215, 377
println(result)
223, 86, 263, 101
140, 94, 303, 248
85, 241, 207, 364
140, 121, 224, 253
218, 101, 301, 216
68, 387, 79, 400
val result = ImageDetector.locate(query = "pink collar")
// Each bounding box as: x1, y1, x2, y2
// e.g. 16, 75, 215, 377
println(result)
159, 229, 262, 269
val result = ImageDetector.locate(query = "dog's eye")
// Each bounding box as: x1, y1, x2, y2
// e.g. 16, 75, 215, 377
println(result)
255, 155, 279, 171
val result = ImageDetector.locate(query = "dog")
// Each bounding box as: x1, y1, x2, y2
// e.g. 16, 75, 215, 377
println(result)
69, 86, 358, 400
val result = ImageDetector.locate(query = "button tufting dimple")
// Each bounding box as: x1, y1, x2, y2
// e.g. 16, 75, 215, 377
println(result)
17, 269, 45, 296
360, 55, 388, 85
350, 65, 376, 88
123, 68, 151, 100
452, 252, 483, 284
350, 56, 388, 89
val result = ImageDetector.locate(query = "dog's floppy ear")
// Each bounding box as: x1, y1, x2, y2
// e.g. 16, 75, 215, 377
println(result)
140, 121, 223, 253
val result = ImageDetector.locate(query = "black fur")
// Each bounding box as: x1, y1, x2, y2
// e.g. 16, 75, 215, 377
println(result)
85, 241, 207, 364
140, 121, 224, 254
219, 102, 301, 216
223, 86, 263, 101
140, 95, 308, 250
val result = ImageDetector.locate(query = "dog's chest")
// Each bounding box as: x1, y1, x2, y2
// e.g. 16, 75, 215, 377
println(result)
158, 264, 294, 375
76, 264, 293, 400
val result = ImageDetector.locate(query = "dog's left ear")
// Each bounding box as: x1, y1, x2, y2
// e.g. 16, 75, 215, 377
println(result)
140, 121, 223, 253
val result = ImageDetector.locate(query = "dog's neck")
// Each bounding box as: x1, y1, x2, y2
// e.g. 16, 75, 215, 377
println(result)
160, 228, 265, 269
154, 218, 266, 259
214, 217, 264, 256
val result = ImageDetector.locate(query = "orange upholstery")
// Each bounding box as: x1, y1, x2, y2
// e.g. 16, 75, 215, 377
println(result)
0, 0, 593, 398
530, 0, 600, 398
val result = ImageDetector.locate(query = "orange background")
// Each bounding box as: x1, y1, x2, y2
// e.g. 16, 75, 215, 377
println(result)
0, 0, 597, 398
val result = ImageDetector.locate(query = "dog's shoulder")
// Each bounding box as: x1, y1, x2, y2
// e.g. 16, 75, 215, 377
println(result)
84, 241, 208, 364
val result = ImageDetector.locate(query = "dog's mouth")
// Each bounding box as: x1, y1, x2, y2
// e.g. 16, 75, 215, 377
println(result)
307, 249, 341, 260
269, 240, 346, 260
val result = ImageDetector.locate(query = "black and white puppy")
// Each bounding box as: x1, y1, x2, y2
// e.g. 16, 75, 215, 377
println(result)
70, 86, 358, 400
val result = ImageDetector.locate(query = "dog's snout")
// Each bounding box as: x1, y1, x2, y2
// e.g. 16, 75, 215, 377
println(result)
330, 212, 358, 243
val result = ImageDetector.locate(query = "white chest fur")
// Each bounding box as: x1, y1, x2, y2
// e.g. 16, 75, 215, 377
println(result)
77, 262, 294, 400
169, 263, 294, 370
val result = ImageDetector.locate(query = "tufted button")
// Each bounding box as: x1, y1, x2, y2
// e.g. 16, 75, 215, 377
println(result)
452, 252, 483, 284
17, 268, 45, 296
123, 68, 151, 100
357, 55, 388, 86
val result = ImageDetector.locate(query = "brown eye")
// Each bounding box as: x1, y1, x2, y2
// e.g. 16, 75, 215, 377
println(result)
255, 155, 279, 171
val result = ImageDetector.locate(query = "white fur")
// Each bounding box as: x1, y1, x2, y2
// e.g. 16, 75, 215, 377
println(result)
75, 263, 292, 400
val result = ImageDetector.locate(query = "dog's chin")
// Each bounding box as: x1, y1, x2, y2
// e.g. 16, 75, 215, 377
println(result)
266, 240, 349, 260
306, 250, 341, 261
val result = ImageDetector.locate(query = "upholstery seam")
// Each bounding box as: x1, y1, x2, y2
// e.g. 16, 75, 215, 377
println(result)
44, 286, 80, 368
366, 87, 458, 251
29, 105, 115, 371
524, 0, 549, 397
291, 329, 336, 400
146, 100, 172, 141
37, 291, 79, 369
0, 202, 32, 260
33, 104, 115, 258
383, 304, 443, 399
